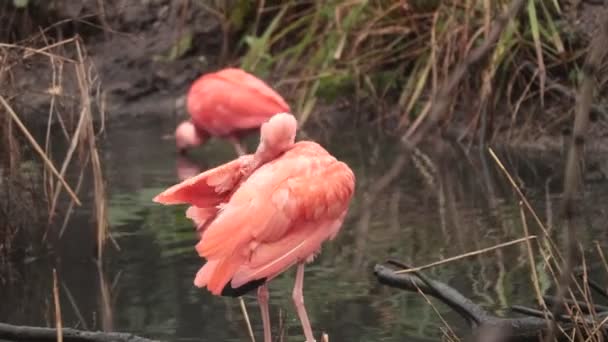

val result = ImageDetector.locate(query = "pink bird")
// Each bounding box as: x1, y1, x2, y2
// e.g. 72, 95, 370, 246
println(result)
175, 68, 290, 156
155, 113, 355, 342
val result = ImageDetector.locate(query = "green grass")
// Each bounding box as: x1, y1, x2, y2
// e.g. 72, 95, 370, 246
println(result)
201, 0, 592, 140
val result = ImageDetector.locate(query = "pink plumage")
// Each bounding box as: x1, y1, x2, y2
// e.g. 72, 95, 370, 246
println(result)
175, 68, 290, 155
155, 113, 355, 342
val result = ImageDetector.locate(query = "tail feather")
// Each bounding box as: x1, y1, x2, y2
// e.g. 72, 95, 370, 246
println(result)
207, 256, 243, 295
196, 202, 274, 258
195, 208, 252, 258
194, 260, 219, 288
231, 217, 344, 288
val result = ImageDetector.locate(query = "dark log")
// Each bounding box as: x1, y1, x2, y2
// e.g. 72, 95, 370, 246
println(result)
373, 264, 608, 342
0, 322, 161, 342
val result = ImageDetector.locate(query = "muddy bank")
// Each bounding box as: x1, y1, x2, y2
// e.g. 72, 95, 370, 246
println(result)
2, 0, 608, 147
6, 0, 229, 125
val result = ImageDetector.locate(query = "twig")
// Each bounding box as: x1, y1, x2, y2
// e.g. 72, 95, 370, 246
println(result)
543, 296, 608, 314
0, 96, 81, 205
393, 236, 536, 274
583, 315, 608, 342
0, 42, 76, 62
585, 278, 608, 300
511, 305, 555, 320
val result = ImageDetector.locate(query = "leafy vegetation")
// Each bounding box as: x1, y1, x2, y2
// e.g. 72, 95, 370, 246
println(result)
203, 0, 600, 140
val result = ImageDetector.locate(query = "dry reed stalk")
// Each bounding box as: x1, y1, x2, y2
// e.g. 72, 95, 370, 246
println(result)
595, 243, 608, 279
97, 263, 114, 331
52, 269, 63, 342
414, 286, 459, 341
60, 281, 88, 330
402, 0, 527, 145
0, 42, 76, 62
519, 203, 549, 313
0, 95, 81, 205
544, 17, 608, 342
59, 155, 88, 237
74, 38, 109, 261
488, 147, 562, 259
47, 87, 89, 220
394, 235, 535, 275
583, 316, 608, 342
238, 297, 256, 342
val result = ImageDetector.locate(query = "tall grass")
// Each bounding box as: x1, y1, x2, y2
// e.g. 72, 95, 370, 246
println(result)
203, 0, 591, 140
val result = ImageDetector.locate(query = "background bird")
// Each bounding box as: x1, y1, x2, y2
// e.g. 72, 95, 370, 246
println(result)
175, 68, 290, 156
155, 113, 355, 342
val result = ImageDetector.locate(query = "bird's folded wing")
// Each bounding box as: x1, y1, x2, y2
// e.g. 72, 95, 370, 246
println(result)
153, 155, 253, 208
196, 159, 355, 264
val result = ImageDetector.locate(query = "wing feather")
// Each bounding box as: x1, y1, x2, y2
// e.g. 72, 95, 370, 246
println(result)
153, 155, 252, 208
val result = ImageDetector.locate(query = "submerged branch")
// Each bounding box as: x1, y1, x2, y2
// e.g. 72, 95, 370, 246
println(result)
0, 323, 161, 342
373, 264, 608, 342
377, 263, 490, 326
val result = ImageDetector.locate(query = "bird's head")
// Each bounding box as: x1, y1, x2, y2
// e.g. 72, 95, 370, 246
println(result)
175, 121, 208, 154
250, 113, 297, 166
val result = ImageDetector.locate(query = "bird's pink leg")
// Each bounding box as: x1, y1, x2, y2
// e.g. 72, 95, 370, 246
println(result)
227, 135, 247, 156
257, 283, 272, 342
293, 262, 315, 342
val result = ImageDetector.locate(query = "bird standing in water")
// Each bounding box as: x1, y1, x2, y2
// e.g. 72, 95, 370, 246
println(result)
175, 68, 290, 156
155, 113, 355, 342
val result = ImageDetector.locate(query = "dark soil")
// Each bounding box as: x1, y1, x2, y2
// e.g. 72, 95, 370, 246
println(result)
1, 0, 607, 143
4, 0, 231, 126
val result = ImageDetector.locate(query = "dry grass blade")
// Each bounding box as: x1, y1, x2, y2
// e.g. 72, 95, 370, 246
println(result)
59, 156, 88, 237
527, 0, 546, 107
488, 148, 556, 243
238, 297, 256, 342
0, 42, 76, 62
402, 0, 527, 145
60, 281, 88, 330
0, 95, 81, 206
519, 202, 551, 319
53, 269, 63, 342
595, 242, 608, 279
74, 38, 109, 260
583, 315, 608, 342
415, 286, 459, 341
394, 236, 536, 274
48, 95, 89, 220
544, 17, 608, 342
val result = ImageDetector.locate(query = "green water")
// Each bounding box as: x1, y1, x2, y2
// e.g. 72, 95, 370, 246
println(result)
2, 119, 607, 341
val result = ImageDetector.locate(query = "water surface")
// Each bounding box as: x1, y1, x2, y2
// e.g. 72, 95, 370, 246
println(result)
2, 119, 608, 341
